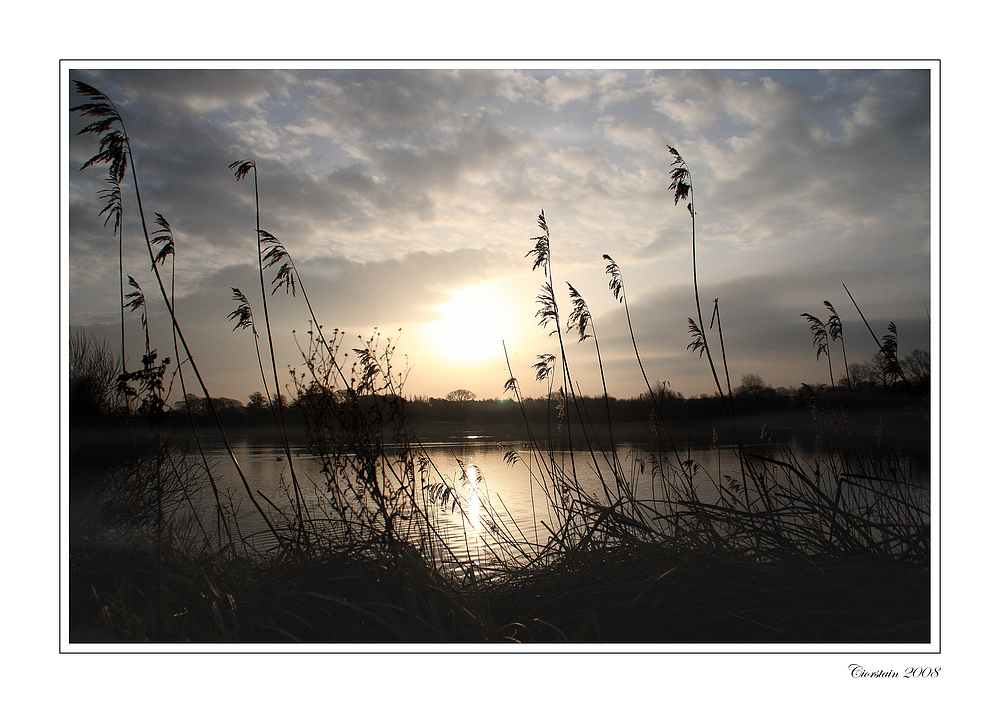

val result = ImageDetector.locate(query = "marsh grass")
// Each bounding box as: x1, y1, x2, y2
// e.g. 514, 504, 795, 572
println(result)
73, 81, 282, 550
69, 90, 930, 644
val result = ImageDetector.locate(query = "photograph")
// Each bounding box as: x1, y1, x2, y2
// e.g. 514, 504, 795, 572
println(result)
63, 62, 936, 651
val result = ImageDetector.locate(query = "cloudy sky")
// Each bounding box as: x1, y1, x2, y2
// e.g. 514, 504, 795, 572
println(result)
66, 63, 934, 402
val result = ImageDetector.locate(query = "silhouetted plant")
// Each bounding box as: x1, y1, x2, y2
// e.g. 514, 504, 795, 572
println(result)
124, 276, 150, 357
96, 177, 127, 382
228, 287, 278, 411
667, 146, 730, 414
73, 81, 281, 549
825, 300, 852, 393
843, 283, 910, 389
686, 317, 707, 357
526, 210, 578, 477
119, 273, 171, 622
151, 212, 235, 551
567, 282, 622, 481
603, 254, 657, 401
230, 160, 307, 531
532, 353, 556, 384
879, 322, 902, 386
802, 310, 837, 391
151, 213, 175, 269
120, 277, 168, 424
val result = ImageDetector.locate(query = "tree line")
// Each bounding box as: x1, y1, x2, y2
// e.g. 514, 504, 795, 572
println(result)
70, 325, 929, 438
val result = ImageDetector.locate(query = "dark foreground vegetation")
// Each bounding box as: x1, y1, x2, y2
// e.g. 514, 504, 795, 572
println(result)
68, 82, 931, 645
69, 537, 928, 644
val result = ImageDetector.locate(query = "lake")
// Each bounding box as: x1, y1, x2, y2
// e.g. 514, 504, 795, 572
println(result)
183, 427, 930, 571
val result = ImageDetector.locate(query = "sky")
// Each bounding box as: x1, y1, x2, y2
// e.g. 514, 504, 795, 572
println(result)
66, 63, 934, 403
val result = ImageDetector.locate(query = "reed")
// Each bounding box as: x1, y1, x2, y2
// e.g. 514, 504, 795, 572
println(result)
73, 81, 284, 549
527, 211, 580, 475
229, 161, 309, 537
154, 213, 235, 551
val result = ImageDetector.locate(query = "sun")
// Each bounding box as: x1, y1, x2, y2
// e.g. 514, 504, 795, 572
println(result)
423, 282, 514, 365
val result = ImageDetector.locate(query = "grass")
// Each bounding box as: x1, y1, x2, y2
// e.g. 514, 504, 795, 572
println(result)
69, 84, 931, 645
71, 535, 928, 644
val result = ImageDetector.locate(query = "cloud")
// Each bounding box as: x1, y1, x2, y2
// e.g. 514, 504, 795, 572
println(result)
75, 68, 298, 114
542, 72, 595, 108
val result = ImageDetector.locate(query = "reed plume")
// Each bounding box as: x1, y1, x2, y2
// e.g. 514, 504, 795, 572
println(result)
526, 210, 578, 470
97, 177, 127, 380
230, 160, 307, 532
824, 301, 852, 392
73, 82, 282, 548
567, 282, 622, 481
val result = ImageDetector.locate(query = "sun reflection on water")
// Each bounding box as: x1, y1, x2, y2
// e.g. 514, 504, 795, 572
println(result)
465, 462, 482, 539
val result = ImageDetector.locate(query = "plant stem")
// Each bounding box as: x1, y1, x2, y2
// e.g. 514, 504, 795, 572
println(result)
842, 283, 911, 388
250, 165, 307, 533
122, 138, 282, 549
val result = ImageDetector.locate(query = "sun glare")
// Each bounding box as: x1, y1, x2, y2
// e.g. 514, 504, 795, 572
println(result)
424, 282, 514, 366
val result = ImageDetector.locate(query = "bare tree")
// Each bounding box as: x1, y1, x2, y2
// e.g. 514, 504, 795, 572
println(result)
69, 328, 125, 422
900, 349, 930, 387
736, 373, 767, 397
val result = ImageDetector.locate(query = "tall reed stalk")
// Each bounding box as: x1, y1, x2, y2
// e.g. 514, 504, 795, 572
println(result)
566, 284, 621, 479
667, 146, 730, 418
229, 161, 308, 532
665, 146, 763, 512
151, 214, 235, 551
72, 82, 281, 549
527, 210, 579, 485
843, 283, 910, 388
602, 254, 686, 465
97, 178, 128, 404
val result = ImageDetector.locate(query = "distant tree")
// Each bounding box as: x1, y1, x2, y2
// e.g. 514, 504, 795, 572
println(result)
901, 349, 931, 387
213, 396, 245, 420
69, 329, 126, 425
293, 383, 344, 416
446, 389, 476, 427
173, 393, 206, 416
774, 386, 798, 399
840, 360, 879, 392
735, 373, 767, 397
247, 391, 267, 410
